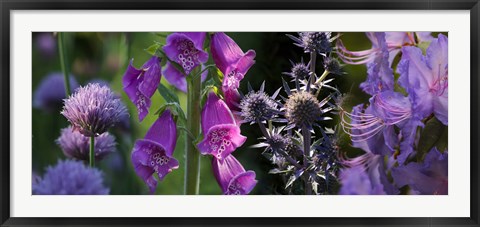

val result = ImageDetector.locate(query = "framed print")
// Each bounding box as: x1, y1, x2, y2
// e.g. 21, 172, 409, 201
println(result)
1, 0, 479, 226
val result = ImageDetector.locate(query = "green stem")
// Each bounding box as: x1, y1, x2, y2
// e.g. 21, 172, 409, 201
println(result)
184, 73, 202, 195
89, 136, 95, 167
57, 32, 71, 96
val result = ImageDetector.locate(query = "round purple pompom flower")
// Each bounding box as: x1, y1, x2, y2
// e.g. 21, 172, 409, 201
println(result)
61, 83, 128, 137
57, 126, 116, 161
33, 72, 79, 112
33, 159, 109, 195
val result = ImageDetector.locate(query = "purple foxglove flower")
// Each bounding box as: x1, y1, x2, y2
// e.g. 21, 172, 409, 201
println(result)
197, 92, 247, 160
163, 63, 208, 93
33, 159, 109, 195
123, 56, 162, 122
163, 32, 208, 75
358, 33, 395, 95
340, 153, 398, 195
56, 126, 116, 161
61, 83, 128, 137
212, 154, 257, 195
391, 148, 448, 195
33, 72, 79, 112
131, 110, 179, 194
211, 32, 256, 114
397, 34, 448, 125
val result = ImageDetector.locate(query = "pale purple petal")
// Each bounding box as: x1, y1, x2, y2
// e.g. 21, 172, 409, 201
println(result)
416, 32, 434, 42
392, 148, 448, 195
360, 32, 395, 95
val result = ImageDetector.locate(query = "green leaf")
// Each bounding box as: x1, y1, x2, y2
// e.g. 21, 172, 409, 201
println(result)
416, 117, 447, 161
145, 43, 161, 56
157, 83, 179, 104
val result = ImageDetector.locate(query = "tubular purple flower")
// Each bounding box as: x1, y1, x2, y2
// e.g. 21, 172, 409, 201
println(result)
211, 32, 256, 114
391, 148, 448, 195
33, 159, 109, 195
397, 34, 448, 125
163, 32, 208, 75
131, 110, 179, 194
123, 56, 162, 121
57, 126, 116, 161
212, 155, 257, 195
33, 72, 79, 112
197, 92, 247, 160
61, 83, 128, 137
163, 63, 209, 93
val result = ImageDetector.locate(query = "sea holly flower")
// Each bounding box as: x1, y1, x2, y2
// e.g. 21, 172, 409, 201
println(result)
163, 32, 208, 75
61, 83, 128, 137
163, 63, 209, 93
239, 88, 280, 124
33, 72, 79, 112
287, 32, 335, 55
131, 110, 179, 194
337, 32, 433, 66
211, 32, 256, 113
123, 56, 162, 121
57, 126, 116, 161
33, 159, 109, 195
284, 91, 326, 129
197, 92, 247, 160
397, 34, 448, 125
391, 147, 448, 195
283, 59, 310, 81
212, 154, 257, 195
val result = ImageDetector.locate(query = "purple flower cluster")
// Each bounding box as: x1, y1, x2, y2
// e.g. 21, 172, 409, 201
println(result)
33, 72, 79, 112
33, 159, 109, 195
338, 32, 448, 195
61, 83, 128, 137
57, 126, 116, 161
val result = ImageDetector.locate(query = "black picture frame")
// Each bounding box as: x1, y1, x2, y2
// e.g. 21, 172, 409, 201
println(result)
1, 0, 479, 226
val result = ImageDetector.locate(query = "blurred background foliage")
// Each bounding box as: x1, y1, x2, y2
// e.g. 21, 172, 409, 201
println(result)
32, 32, 442, 195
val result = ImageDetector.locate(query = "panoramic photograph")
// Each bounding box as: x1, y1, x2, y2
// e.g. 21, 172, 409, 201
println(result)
31, 32, 448, 195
